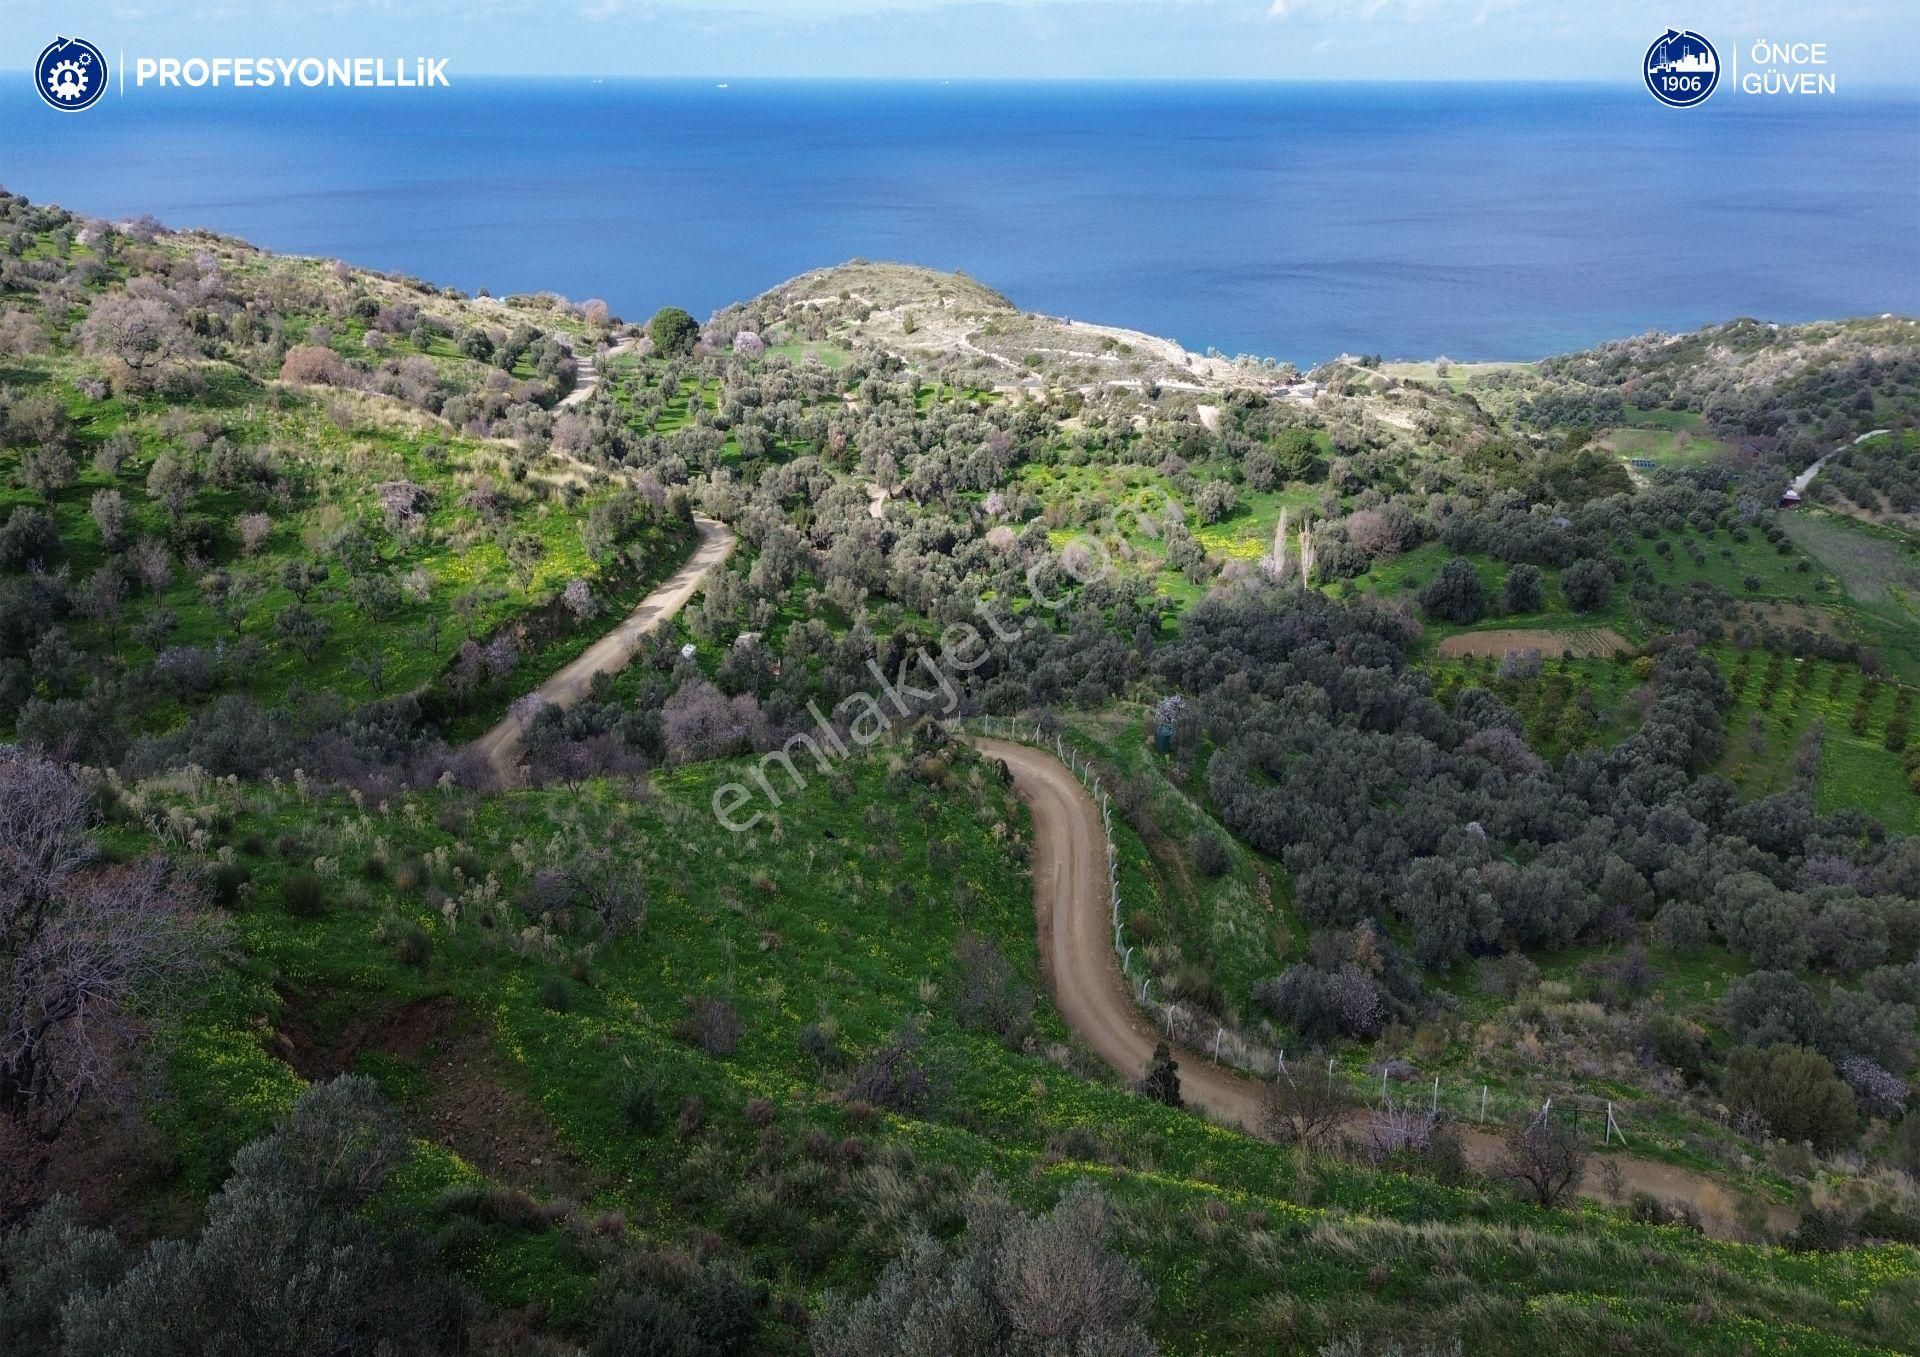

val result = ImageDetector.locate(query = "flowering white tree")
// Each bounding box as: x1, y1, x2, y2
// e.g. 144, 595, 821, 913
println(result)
561, 577, 596, 620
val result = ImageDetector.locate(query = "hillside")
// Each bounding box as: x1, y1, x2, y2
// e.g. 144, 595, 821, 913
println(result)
3, 188, 1920, 1357
722, 260, 1295, 393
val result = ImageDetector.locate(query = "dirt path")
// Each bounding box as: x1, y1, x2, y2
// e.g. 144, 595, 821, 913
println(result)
470, 516, 734, 782
1790, 428, 1889, 497
558, 338, 636, 409
1435, 627, 1630, 660
969, 734, 1792, 1239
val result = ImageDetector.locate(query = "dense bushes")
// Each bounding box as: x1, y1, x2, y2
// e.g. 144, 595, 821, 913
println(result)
1161, 583, 1918, 1115
1, 1078, 466, 1357
1722, 1044, 1858, 1150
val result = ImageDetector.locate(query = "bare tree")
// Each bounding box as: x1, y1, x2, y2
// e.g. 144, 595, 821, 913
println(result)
1364, 1101, 1437, 1163
1262, 1066, 1353, 1151
0, 752, 208, 1140
559, 844, 647, 938
1497, 1112, 1589, 1209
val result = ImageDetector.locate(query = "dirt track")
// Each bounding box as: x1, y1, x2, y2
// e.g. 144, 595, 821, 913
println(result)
969, 734, 1793, 1238
470, 516, 734, 782
1435, 627, 1629, 660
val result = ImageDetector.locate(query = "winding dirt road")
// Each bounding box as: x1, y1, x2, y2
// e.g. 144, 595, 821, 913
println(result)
969, 735, 1792, 1238
471, 516, 734, 782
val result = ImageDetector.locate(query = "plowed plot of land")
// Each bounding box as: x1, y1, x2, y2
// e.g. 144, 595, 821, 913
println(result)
1437, 627, 1629, 659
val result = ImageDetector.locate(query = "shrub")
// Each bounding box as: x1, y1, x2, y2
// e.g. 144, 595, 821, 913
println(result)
588, 1255, 766, 1357
1254, 963, 1386, 1042
1560, 557, 1614, 612
208, 861, 252, 908
279, 344, 354, 387
1644, 1013, 1709, 1084
230, 1075, 406, 1210
0, 506, 59, 571
675, 995, 742, 1056
1497, 1115, 1588, 1209
1892, 1112, 1920, 1178
1190, 830, 1231, 878
619, 1080, 665, 1134
394, 924, 431, 968
1724, 1043, 1858, 1151
1262, 1068, 1352, 1150
1655, 898, 1710, 954
1416, 557, 1485, 624
40, 1077, 462, 1357
281, 869, 326, 918
677, 1096, 706, 1139
798, 1022, 845, 1070
0, 1196, 131, 1354
951, 932, 1034, 1049
539, 974, 573, 1013
846, 1025, 934, 1114
1137, 1041, 1183, 1108
1501, 562, 1544, 614
1838, 1055, 1909, 1119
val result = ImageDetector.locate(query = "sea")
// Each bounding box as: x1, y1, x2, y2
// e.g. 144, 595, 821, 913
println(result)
4, 79, 1916, 365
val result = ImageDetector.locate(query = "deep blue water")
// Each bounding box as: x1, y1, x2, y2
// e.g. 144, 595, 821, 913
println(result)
4, 79, 1916, 363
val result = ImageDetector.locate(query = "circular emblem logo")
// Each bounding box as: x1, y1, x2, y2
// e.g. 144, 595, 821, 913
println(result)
1643, 29, 1719, 108
35, 36, 108, 112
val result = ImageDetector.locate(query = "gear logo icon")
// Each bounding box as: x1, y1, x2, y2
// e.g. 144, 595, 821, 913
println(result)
34, 36, 108, 112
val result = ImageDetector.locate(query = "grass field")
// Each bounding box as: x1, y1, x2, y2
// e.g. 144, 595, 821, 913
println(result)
764, 341, 853, 369
1783, 509, 1920, 683
120, 737, 1920, 1355
1596, 425, 1734, 470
